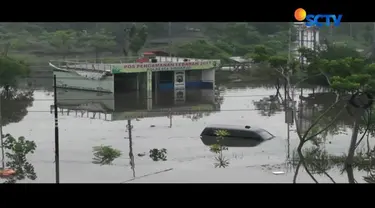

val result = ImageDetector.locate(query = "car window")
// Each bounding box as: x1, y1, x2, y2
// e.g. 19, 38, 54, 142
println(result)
257, 130, 274, 140
247, 132, 261, 139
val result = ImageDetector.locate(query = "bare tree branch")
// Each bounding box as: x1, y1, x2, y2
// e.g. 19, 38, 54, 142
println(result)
293, 160, 302, 183
294, 72, 323, 87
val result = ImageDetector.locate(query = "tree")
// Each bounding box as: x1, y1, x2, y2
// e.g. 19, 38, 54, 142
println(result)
42, 30, 77, 59
92, 145, 122, 165
1, 134, 37, 183
299, 45, 375, 171
124, 23, 148, 57
175, 40, 230, 63
252, 41, 375, 183
0, 56, 30, 87
80, 29, 116, 61
223, 23, 261, 46
149, 148, 167, 161
209, 130, 230, 168
362, 24, 374, 44
0, 22, 372, 60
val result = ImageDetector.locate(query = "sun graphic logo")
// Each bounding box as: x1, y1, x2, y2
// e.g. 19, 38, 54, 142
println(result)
294, 8, 307, 22
294, 8, 343, 27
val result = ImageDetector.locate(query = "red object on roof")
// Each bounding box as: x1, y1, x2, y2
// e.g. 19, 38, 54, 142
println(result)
136, 57, 149, 63
144, 50, 169, 56
143, 52, 155, 55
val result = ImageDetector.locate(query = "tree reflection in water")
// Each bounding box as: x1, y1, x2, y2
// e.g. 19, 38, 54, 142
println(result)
1, 87, 34, 126
290, 145, 375, 183
183, 89, 224, 121
184, 112, 211, 121
253, 89, 284, 117
0, 88, 35, 183
285, 91, 375, 183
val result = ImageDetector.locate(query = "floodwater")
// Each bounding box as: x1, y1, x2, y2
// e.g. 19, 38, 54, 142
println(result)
1, 79, 374, 183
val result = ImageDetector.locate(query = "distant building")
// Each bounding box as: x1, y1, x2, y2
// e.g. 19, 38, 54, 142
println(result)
293, 22, 320, 64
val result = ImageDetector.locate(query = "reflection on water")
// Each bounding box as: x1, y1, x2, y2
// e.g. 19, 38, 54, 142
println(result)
0, 88, 35, 183
1, 88, 34, 126
290, 145, 375, 183
280, 90, 375, 183
54, 88, 221, 121
3, 80, 375, 183
253, 94, 283, 117
52, 88, 221, 179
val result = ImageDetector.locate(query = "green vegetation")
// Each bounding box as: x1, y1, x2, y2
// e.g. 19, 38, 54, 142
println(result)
251, 34, 375, 182
149, 148, 167, 161
0, 56, 29, 87
1, 134, 37, 183
92, 145, 122, 165
209, 130, 230, 168
0, 22, 372, 64
1, 22, 374, 85
0, 50, 33, 129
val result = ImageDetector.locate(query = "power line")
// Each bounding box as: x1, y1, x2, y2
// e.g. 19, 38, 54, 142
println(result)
17, 94, 280, 100
20, 76, 282, 82
20, 109, 278, 113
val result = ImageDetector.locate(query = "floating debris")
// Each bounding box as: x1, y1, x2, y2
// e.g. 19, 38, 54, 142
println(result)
0, 169, 16, 178
150, 125, 155, 127
272, 171, 285, 175
137, 153, 146, 157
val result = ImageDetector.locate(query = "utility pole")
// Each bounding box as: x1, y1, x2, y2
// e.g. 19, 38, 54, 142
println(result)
168, 22, 172, 60
127, 119, 135, 178
53, 75, 60, 183
288, 24, 292, 62
287, 23, 292, 158
169, 109, 173, 128
0, 88, 4, 170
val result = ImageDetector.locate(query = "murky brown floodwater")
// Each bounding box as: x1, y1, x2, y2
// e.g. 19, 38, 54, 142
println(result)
1, 80, 374, 183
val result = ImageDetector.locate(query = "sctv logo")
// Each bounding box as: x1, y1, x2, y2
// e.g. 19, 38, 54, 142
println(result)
294, 8, 343, 27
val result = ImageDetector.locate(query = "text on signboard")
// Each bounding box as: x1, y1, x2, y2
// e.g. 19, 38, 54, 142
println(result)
123, 61, 213, 69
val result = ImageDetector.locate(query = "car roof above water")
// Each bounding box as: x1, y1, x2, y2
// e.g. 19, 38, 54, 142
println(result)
204, 124, 263, 132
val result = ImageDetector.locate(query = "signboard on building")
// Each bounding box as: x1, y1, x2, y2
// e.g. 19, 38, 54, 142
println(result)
111, 60, 220, 74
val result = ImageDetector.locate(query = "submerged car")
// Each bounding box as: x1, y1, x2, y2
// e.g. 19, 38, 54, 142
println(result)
200, 124, 275, 147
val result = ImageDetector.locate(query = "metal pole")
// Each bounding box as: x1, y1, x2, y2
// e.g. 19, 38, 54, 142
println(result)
127, 119, 135, 178
53, 75, 60, 183
0, 89, 4, 169
288, 23, 292, 62
169, 22, 172, 60
169, 109, 172, 128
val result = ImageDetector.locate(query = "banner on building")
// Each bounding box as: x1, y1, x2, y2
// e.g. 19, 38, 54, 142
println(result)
111, 60, 220, 74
